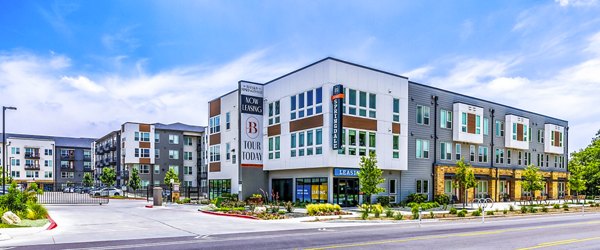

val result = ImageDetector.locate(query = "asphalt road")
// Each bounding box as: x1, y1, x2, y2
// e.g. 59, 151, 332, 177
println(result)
12, 213, 600, 250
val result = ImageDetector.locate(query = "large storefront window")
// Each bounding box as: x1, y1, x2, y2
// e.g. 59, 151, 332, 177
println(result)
334, 178, 359, 207
476, 180, 488, 199
272, 179, 293, 201
558, 182, 566, 198
296, 178, 328, 203
209, 179, 231, 199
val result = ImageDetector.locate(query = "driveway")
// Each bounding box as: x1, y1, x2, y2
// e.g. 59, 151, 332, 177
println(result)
0, 199, 377, 247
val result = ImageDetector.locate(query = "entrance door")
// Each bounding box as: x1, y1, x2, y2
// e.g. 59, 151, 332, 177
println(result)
334, 178, 359, 207
272, 179, 293, 201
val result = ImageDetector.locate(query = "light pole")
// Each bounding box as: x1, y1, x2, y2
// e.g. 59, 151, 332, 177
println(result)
3, 106, 17, 190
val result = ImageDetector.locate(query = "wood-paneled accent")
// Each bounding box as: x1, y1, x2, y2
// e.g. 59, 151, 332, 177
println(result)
209, 99, 221, 117
268, 124, 281, 136
392, 123, 401, 134
554, 131, 561, 147
517, 123, 524, 141
139, 142, 150, 148
140, 158, 151, 164
467, 113, 476, 134
209, 133, 221, 145
290, 114, 324, 132
139, 124, 151, 132
209, 162, 221, 172
343, 115, 377, 131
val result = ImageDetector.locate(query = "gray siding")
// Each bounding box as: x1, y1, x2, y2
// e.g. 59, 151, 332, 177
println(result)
153, 130, 185, 184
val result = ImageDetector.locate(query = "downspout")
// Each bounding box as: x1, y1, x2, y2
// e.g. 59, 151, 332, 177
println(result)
489, 108, 497, 202
431, 95, 439, 201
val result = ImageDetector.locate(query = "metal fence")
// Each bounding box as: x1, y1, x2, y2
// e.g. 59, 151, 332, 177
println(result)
36, 183, 109, 205
122, 185, 205, 202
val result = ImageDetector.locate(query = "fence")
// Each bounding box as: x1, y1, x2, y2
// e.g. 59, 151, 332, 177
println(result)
36, 183, 109, 205
123, 185, 206, 202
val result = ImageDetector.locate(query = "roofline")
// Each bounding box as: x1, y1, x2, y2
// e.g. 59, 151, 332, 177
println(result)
208, 89, 238, 103
409, 81, 568, 123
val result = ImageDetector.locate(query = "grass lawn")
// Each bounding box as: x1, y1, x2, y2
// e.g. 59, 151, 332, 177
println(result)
0, 219, 49, 228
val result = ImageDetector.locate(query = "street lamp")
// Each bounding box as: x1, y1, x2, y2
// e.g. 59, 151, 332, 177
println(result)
3, 106, 17, 190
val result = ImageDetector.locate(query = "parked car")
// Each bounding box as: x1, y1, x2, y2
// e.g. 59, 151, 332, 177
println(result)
80, 187, 92, 194
63, 187, 75, 193
93, 187, 122, 197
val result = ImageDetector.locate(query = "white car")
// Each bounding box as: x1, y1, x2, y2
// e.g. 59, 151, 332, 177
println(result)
93, 187, 122, 197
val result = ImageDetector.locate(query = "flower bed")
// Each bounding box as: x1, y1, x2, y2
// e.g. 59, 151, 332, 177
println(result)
307, 203, 352, 216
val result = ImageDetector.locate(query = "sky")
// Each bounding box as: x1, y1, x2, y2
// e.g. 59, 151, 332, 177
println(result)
0, 0, 599, 154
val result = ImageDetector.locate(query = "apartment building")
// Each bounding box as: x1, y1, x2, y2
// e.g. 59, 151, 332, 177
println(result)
93, 122, 206, 190
207, 57, 569, 205
0, 133, 95, 190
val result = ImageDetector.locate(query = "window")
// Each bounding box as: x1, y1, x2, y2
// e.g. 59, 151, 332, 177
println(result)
551, 131, 564, 147
461, 113, 467, 132
268, 136, 281, 159
169, 135, 179, 144
554, 155, 558, 168
11, 171, 20, 178
507, 150, 512, 165
475, 115, 481, 134
296, 178, 328, 203
44, 160, 52, 167
416, 180, 429, 195
155, 132, 160, 143
444, 180, 454, 195
416, 105, 430, 125
392, 135, 400, 159
209, 179, 232, 199
184, 181, 193, 187
138, 164, 150, 174
11, 147, 20, 155
154, 165, 160, 174
184, 151, 193, 161
11, 159, 20, 166
478, 146, 488, 163
343, 88, 375, 118
290, 87, 323, 120
416, 139, 430, 159
83, 150, 91, 158
389, 179, 397, 195
225, 112, 231, 129
290, 129, 323, 157
483, 118, 489, 135
538, 129, 544, 143
60, 161, 70, 168
225, 143, 231, 161
546, 155, 549, 167
84, 162, 91, 168
184, 166, 193, 175
135, 148, 150, 158
526, 152, 531, 165
495, 149, 504, 164
495, 120, 504, 136
210, 145, 220, 162
337, 129, 375, 157
440, 142, 452, 160
155, 149, 160, 159
169, 150, 179, 160
209, 116, 221, 134
470, 145, 476, 162
455, 144, 462, 160
393, 98, 400, 122
184, 136, 193, 146
169, 165, 179, 176
61, 172, 74, 179
44, 149, 53, 155
440, 109, 452, 129
134, 132, 150, 142
518, 151, 523, 165
268, 101, 280, 125
476, 181, 489, 198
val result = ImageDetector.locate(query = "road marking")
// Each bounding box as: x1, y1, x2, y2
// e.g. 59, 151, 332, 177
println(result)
304, 220, 600, 250
517, 236, 600, 250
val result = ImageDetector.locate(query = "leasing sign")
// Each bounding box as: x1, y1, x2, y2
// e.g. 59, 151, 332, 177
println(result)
239, 81, 264, 168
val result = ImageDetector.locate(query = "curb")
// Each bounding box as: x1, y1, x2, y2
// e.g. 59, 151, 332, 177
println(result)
46, 214, 57, 230
200, 210, 259, 220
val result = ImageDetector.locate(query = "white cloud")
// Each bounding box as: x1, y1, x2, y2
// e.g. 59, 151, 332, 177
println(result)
555, 0, 599, 7
460, 20, 474, 41
402, 66, 433, 81
61, 76, 106, 93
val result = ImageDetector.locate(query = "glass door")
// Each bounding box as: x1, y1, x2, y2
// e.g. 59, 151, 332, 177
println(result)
334, 178, 359, 207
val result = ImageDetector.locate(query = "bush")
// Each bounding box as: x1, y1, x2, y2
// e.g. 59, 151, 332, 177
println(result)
553, 204, 560, 209
503, 209, 508, 215
434, 194, 450, 205
385, 209, 394, 218
449, 207, 458, 215
306, 203, 342, 216
411, 205, 420, 219
25, 201, 48, 220
285, 201, 294, 213
486, 210, 494, 216
563, 204, 569, 211
472, 210, 481, 216
429, 211, 435, 219
509, 205, 515, 212
407, 202, 440, 210
457, 210, 466, 217
530, 207, 537, 213
406, 193, 428, 204
394, 212, 404, 220
376, 196, 391, 207
521, 206, 528, 214
371, 204, 384, 216
278, 210, 286, 215
542, 207, 548, 213
0, 183, 28, 214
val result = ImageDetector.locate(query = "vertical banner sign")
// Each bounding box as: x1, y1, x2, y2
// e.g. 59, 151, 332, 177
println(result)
331, 84, 344, 150
239, 82, 264, 168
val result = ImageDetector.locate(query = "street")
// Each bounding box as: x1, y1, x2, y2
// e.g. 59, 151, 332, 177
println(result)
4, 200, 600, 249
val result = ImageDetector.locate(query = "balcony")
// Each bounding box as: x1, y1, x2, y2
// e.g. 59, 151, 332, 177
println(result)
24, 152, 41, 159
60, 154, 75, 160
200, 172, 208, 179
96, 147, 104, 154
109, 158, 117, 165
24, 163, 40, 170
109, 144, 117, 151
95, 161, 102, 167
103, 143, 110, 151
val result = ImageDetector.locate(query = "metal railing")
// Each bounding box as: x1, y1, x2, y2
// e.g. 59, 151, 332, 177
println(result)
36, 183, 109, 205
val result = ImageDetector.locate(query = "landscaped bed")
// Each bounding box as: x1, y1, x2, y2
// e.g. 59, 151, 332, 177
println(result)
0, 219, 49, 228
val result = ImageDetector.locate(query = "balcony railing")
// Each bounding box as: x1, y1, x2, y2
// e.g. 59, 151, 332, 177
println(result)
24, 152, 41, 159
61, 166, 75, 171
96, 147, 104, 154
60, 154, 75, 160
24, 164, 40, 170
109, 144, 117, 151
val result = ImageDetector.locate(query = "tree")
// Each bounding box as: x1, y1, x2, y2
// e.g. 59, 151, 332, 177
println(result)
164, 168, 180, 189
128, 168, 141, 193
569, 138, 600, 196
569, 163, 587, 203
99, 167, 116, 187
0, 168, 13, 186
82, 172, 93, 187
522, 165, 544, 205
454, 159, 477, 209
357, 152, 385, 204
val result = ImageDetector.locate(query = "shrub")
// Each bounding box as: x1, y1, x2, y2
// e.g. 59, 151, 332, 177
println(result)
563, 204, 569, 211
457, 210, 466, 217
411, 205, 420, 219
278, 210, 286, 215
371, 204, 384, 216
429, 211, 435, 219
530, 207, 537, 213
0, 183, 28, 214
306, 203, 342, 216
503, 209, 508, 215
385, 209, 394, 218
376, 196, 391, 207
553, 204, 560, 209
542, 207, 548, 213
394, 212, 404, 220
509, 205, 515, 212
449, 207, 458, 215
521, 206, 528, 214
407, 202, 440, 210
406, 193, 428, 204
486, 210, 494, 216
434, 194, 450, 206
284, 201, 294, 213
471, 210, 481, 216
25, 201, 48, 220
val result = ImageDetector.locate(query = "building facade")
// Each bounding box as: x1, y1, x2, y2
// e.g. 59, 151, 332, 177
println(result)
93, 122, 207, 191
207, 57, 569, 205
1, 133, 94, 190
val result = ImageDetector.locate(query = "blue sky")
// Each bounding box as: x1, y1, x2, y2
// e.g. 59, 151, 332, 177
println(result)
0, 0, 599, 153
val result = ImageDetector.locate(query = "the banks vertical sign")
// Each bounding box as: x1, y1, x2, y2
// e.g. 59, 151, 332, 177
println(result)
239, 81, 264, 168
331, 84, 344, 150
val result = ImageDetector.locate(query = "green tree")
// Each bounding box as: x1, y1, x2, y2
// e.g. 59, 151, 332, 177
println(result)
0, 168, 14, 186
569, 137, 600, 196
82, 172, 93, 187
454, 159, 477, 209
357, 152, 385, 204
569, 163, 587, 203
128, 168, 142, 193
100, 167, 116, 187
164, 168, 180, 188
522, 165, 544, 205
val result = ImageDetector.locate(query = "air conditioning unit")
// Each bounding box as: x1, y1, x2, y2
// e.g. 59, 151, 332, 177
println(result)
389, 195, 397, 203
